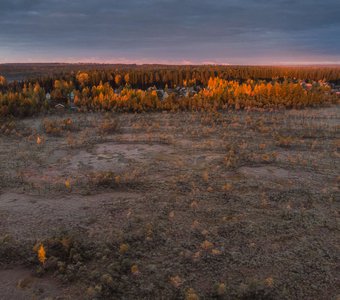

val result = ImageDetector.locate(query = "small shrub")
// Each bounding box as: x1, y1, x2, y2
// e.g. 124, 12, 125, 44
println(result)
88, 171, 117, 188
277, 135, 293, 147
98, 118, 119, 134
42, 118, 78, 136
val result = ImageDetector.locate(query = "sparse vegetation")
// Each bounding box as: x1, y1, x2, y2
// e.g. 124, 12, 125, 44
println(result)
98, 117, 119, 134
42, 118, 79, 136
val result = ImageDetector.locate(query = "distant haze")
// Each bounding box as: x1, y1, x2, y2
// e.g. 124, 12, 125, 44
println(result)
0, 0, 339, 65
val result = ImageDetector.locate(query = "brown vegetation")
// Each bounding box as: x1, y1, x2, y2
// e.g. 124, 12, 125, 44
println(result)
0, 106, 339, 299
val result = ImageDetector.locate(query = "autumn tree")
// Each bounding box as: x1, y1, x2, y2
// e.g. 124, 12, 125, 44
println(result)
115, 74, 122, 87
0, 75, 6, 86
76, 72, 89, 87
124, 73, 130, 85
32, 82, 45, 106
51, 80, 72, 103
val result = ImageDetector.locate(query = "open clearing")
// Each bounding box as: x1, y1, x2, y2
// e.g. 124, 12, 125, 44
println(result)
0, 106, 339, 299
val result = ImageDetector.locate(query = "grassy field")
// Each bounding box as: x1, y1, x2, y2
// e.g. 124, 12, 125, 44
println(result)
0, 106, 339, 299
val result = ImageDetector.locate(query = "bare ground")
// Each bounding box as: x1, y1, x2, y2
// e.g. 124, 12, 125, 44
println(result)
0, 106, 339, 299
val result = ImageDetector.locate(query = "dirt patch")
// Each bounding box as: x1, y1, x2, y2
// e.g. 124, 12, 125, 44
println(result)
0, 267, 79, 300
239, 166, 290, 180
0, 191, 141, 242
69, 142, 173, 170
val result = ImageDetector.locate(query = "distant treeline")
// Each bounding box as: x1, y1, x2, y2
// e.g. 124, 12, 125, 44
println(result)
1, 64, 340, 90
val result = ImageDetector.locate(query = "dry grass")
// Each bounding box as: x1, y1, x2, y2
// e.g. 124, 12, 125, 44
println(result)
42, 118, 79, 136
0, 106, 339, 299
98, 118, 119, 134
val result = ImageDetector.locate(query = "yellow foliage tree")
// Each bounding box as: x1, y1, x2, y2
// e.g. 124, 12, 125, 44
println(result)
76, 72, 89, 86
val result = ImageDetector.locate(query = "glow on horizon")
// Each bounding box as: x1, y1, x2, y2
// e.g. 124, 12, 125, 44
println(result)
0, 51, 340, 65
1, 55, 340, 66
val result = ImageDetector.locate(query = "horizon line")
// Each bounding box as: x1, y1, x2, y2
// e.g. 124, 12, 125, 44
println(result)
1, 62, 340, 67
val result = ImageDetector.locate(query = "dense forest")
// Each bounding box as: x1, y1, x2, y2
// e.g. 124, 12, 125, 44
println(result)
0, 64, 339, 117
1, 64, 340, 86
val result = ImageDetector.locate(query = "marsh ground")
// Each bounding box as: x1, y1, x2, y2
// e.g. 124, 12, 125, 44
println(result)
0, 106, 339, 299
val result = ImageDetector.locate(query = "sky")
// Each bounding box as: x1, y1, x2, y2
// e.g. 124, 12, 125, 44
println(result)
0, 0, 339, 65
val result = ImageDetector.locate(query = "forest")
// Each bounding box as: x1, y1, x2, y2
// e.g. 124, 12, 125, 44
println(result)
0, 64, 339, 117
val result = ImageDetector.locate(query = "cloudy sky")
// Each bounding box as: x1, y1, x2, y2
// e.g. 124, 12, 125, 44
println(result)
0, 0, 339, 64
